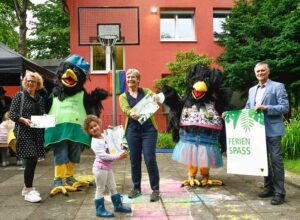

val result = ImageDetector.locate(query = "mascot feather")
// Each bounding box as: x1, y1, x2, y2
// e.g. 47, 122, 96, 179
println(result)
44, 54, 108, 196
162, 64, 229, 187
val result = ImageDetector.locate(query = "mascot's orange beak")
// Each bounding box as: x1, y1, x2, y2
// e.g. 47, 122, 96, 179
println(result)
192, 81, 207, 99
61, 69, 78, 87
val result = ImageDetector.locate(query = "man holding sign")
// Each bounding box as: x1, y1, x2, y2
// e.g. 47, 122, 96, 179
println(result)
245, 62, 289, 205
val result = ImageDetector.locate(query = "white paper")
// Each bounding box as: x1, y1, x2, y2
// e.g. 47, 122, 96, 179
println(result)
157, 92, 165, 103
130, 93, 160, 125
30, 115, 56, 128
103, 125, 125, 154
225, 109, 268, 176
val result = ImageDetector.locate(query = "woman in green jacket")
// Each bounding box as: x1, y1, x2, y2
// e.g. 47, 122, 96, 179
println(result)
119, 68, 160, 202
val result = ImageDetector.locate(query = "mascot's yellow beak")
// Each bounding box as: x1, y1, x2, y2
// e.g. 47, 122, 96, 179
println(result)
61, 69, 78, 87
192, 81, 207, 99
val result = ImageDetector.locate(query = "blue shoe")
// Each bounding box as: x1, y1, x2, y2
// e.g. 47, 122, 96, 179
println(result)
111, 193, 132, 213
95, 198, 114, 217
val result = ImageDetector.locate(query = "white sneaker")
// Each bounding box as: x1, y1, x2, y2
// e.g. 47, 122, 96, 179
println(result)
22, 187, 40, 197
24, 190, 41, 203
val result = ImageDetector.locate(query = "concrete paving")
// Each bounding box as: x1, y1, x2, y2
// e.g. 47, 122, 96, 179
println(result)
0, 150, 299, 220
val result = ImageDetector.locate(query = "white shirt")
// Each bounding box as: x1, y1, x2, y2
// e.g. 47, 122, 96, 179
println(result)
255, 84, 266, 105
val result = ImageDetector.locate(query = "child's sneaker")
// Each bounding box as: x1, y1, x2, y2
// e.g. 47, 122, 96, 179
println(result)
24, 190, 41, 203
1, 161, 9, 166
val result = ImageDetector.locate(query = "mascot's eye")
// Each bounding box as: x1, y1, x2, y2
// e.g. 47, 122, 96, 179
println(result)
72, 67, 81, 74
64, 64, 71, 69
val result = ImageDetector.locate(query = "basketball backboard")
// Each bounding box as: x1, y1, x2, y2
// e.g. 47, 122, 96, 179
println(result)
78, 6, 140, 46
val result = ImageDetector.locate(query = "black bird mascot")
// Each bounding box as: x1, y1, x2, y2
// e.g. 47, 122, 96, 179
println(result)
162, 64, 229, 187
44, 54, 108, 196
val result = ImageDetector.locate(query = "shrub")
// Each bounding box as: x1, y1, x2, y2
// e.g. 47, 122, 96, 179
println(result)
154, 50, 213, 95
282, 108, 300, 159
157, 132, 176, 149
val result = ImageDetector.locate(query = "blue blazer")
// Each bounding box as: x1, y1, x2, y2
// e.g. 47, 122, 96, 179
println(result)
245, 79, 289, 137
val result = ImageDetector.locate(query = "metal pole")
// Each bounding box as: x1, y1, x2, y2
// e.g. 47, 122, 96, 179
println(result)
111, 46, 117, 127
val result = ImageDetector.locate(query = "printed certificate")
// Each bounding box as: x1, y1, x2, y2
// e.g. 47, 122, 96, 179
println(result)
130, 93, 163, 125
30, 115, 56, 128
103, 125, 125, 154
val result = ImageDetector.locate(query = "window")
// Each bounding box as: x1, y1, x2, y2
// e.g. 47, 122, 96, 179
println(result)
213, 10, 230, 41
160, 10, 195, 41
91, 45, 124, 73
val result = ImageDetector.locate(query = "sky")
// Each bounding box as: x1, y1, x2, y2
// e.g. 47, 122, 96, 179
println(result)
31, 0, 47, 4
27, 0, 48, 38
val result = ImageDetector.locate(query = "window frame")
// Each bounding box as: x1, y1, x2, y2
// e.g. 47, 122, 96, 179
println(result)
160, 10, 196, 42
213, 9, 231, 41
90, 45, 125, 74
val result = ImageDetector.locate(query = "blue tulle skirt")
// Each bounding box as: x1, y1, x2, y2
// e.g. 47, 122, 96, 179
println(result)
172, 129, 223, 168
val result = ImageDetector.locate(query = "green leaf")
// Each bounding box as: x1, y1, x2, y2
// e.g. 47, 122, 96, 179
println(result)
241, 109, 254, 133
253, 109, 265, 125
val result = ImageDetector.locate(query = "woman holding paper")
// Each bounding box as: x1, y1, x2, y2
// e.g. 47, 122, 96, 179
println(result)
119, 68, 160, 202
9, 71, 46, 203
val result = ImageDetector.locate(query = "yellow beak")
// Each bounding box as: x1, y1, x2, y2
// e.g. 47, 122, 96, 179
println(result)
61, 69, 78, 87
192, 81, 207, 99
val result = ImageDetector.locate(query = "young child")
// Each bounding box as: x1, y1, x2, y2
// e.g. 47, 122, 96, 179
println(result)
83, 115, 131, 218
0, 112, 15, 166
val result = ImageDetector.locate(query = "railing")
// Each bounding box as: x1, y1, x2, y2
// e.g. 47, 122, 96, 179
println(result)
101, 113, 168, 132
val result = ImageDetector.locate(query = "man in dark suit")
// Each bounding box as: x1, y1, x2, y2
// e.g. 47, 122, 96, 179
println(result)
245, 62, 289, 205
0, 87, 12, 123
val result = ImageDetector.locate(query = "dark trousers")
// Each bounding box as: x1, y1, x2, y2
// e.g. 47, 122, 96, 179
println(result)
23, 156, 38, 188
265, 136, 285, 195
126, 126, 159, 191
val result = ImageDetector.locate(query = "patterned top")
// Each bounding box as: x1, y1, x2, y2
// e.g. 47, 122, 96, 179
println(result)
179, 101, 222, 130
9, 90, 45, 158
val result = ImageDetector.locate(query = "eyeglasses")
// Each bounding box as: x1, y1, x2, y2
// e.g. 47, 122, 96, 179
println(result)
27, 80, 37, 84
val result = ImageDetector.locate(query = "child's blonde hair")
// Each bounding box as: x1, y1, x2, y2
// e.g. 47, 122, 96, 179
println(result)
82, 115, 102, 134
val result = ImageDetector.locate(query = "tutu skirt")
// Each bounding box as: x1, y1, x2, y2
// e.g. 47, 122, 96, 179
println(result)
172, 129, 223, 168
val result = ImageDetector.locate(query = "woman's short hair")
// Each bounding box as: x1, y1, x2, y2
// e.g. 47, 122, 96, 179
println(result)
82, 115, 101, 134
22, 71, 44, 90
126, 68, 140, 80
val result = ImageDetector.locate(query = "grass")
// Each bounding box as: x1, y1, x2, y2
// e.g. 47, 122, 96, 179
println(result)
284, 159, 300, 175
157, 132, 175, 149
281, 108, 300, 159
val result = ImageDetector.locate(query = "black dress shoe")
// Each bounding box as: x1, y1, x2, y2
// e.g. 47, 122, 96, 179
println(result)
258, 189, 274, 198
271, 194, 285, 205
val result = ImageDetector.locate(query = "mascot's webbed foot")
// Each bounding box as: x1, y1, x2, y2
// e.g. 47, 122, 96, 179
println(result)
50, 178, 80, 197
50, 178, 69, 197
66, 176, 90, 190
200, 179, 224, 187
181, 179, 200, 188
50, 186, 78, 197
75, 175, 95, 186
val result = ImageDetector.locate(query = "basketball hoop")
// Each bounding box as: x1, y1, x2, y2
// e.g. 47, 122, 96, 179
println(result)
97, 35, 118, 47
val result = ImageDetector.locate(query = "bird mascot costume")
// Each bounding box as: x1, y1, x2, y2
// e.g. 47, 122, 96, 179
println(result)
162, 64, 229, 187
44, 54, 108, 196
